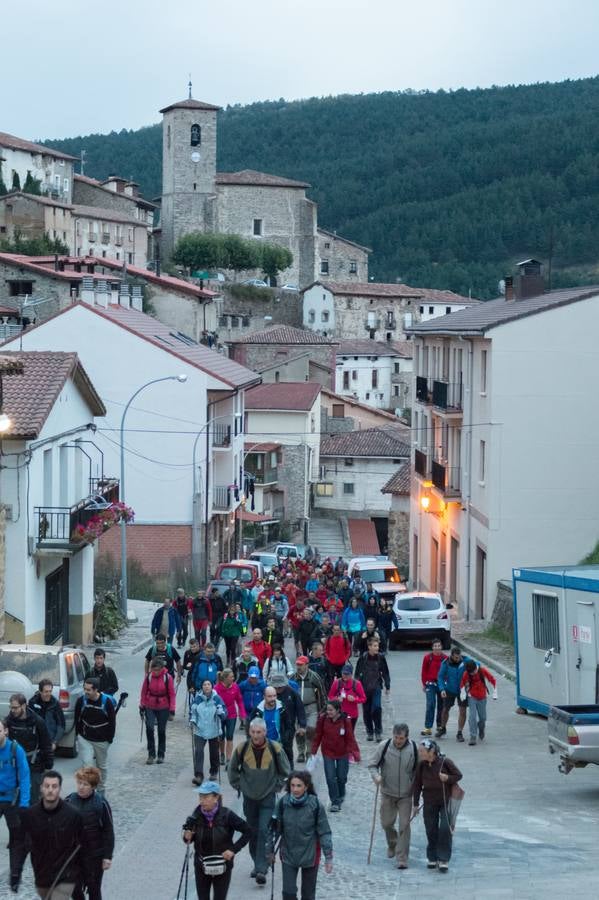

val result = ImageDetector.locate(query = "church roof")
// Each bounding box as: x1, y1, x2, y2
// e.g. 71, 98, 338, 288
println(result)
215, 169, 310, 189
159, 98, 221, 113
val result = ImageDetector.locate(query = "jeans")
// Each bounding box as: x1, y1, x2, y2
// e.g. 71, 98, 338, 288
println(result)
281, 862, 318, 900
224, 636, 239, 665
379, 794, 413, 864
0, 803, 27, 886
425, 684, 443, 729
210, 619, 223, 650
468, 697, 487, 739
243, 793, 276, 875
193, 734, 220, 778
194, 860, 232, 900
363, 690, 382, 735
194, 623, 208, 646
423, 802, 452, 863
79, 737, 110, 791
322, 755, 349, 804
177, 617, 189, 647
145, 708, 170, 758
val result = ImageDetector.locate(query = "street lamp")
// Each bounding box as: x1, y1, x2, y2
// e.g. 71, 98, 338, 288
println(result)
119, 374, 187, 615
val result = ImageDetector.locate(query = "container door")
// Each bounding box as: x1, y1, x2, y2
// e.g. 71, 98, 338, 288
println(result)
573, 599, 598, 704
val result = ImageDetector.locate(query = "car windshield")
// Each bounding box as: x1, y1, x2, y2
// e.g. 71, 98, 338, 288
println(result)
278, 547, 296, 558
396, 596, 440, 612
0, 650, 60, 683
359, 567, 400, 584
219, 567, 253, 583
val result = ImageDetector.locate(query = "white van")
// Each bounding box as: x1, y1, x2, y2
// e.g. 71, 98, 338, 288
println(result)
347, 556, 405, 598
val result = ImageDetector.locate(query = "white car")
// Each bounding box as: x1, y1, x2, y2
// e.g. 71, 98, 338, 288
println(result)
281, 283, 299, 292
249, 551, 279, 574
242, 278, 269, 288
347, 556, 405, 599
389, 592, 451, 650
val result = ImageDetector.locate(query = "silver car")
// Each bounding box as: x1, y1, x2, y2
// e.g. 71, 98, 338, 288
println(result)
0, 644, 92, 757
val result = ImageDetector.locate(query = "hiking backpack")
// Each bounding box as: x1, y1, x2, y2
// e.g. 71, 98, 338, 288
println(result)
377, 738, 418, 776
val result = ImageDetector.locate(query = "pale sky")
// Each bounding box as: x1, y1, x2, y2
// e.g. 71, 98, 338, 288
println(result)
5, 0, 599, 140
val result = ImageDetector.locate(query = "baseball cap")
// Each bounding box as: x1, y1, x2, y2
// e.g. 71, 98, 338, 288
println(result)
295, 655, 309, 665
195, 780, 222, 795
248, 666, 260, 678
342, 663, 353, 674
268, 673, 288, 687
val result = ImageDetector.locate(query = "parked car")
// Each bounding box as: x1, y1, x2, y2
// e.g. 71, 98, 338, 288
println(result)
389, 592, 451, 650
214, 560, 262, 587
0, 644, 92, 757
347, 556, 405, 599
281, 283, 299, 292
275, 543, 304, 562
242, 279, 269, 288
207, 579, 235, 599
249, 551, 279, 574
548, 704, 599, 774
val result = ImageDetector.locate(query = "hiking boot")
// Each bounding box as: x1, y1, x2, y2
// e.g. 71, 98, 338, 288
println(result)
456, 731, 465, 742
468, 737, 477, 746
387, 845, 396, 858
10, 875, 20, 893
438, 862, 449, 872
250, 869, 257, 878
330, 803, 341, 812
156, 755, 164, 764
220, 752, 226, 765
478, 726, 485, 741
427, 860, 437, 869
435, 726, 446, 737
375, 732, 382, 741
255, 873, 267, 885
421, 727, 432, 736
192, 776, 203, 785
366, 733, 374, 741
146, 755, 155, 765
396, 862, 408, 870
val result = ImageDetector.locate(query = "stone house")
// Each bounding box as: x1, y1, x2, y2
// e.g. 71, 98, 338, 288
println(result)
316, 228, 370, 283
320, 387, 410, 438
0, 131, 76, 202
381, 464, 411, 575
335, 339, 413, 413
229, 324, 337, 388
73, 173, 155, 227
0, 351, 106, 644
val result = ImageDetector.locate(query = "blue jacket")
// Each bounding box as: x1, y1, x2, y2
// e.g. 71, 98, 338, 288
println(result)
191, 652, 224, 689
342, 606, 366, 634
0, 738, 30, 807
238, 677, 266, 715
151, 606, 181, 641
189, 691, 226, 739
437, 656, 471, 695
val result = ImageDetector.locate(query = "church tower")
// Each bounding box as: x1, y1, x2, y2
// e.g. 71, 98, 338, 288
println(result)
159, 87, 220, 260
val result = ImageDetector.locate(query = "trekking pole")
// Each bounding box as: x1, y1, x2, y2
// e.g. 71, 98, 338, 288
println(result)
176, 844, 190, 900
139, 708, 145, 743
366, 782, 380, 864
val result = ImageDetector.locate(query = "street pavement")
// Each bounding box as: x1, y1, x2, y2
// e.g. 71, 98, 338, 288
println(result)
1, 610, 599, 898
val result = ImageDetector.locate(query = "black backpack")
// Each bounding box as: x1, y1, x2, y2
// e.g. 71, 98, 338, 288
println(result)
377, 738, 418, 777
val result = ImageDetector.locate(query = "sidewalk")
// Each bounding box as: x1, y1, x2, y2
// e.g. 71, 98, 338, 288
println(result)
451, 619, 516, 680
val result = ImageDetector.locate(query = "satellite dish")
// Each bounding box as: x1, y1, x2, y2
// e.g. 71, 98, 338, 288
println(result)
190, 151, 201, 163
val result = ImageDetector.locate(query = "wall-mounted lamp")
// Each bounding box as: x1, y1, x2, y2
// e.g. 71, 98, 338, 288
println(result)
420, 491, 445, 517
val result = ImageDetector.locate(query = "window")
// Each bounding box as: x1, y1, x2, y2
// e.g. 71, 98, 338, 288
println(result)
393, 385, 400, 396
372, 370, 378, 388
342, 371, 350, 390
445, 306, 451, 315
308, 309, 315, 324
128, 253, 133, 264
128, 228, 134, 241
190, 123, 201, 146
332, 403, 345, 418
253, 218, 263, 236
532, 593, 560, 652
310, 413, 315, 433
352, 370, 358, 380
343, 483, 355, 495
54, 174, 60, 189
315, 482, 334, 497
344, 458, 354, 467
365, 392, 370, 400
8, 281, 34, 296
167, 125, 171, 149
386, 310, 394, 325
320, 260, 329, 275
419, 306, 424, 314
218, 315, 227, 327
481, 349, 487, 393
429, 306, 434, 315
394, 362, 400, 374
63, 177, 69, 193
230, 316, 239, 328
349, 259, 357, 274
479, 440, 486, 483
274, 371, 280, 382
242, 316, 250, 327
321, 311, 329, 323
324, 242, 330, 249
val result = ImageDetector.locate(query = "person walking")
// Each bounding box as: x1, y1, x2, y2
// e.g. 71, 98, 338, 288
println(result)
228, 718, 291, 886
311, 700, 360, 813
28, 679, 66, 752
191, 590, 213, 647
0, 718, 30, 893
267, 674, 307, 769
460, 660, 497, 745
21, 769, 83, 899
248, 628, 272, 671
184, 638, 203, 689
296, 608, 321, 657
341, 597, 366, 655
209, 587, 228, 651
151, 597, 181, 644
368, 724, 418, 868
233, 646, 258, 683
290, 656, 326, 764
140, 657, 176, 764
189, 679, 227, 784
182, 780, 250, 900
262, 645, 294, 681
354, 638, 391, 741
267, 770, 333, 900
324, 624, 351, 682
145, 633, 183, 683
189, 643, 224, 694
420, 640, 448, 736
215, 669, 247, 769
7, 693, 53, 804
237, 667, 266, 730
74, 678, 116, 793
328, 664, 366, 734
437, 646, 470, 742
90, 650, 119, 699
66, 766, 114, 900
221, 604, 247, 666
174, 588, 192, 648
413, 739, 462, 872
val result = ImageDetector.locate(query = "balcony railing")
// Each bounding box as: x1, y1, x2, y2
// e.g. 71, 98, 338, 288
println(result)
212, 423, 231, 448
416, 375, 431, 403
88, 233, 96, 242
364, 318, 381, 330
247, 466, 278, 485
414, 448, 429, 478
213, 485, 231, 511
0, 324, 22, 341
431, 460, 461, 498
115, 236, 123, 246
432, 380, 463, 412
101, 232, 110, 244
34, 477, 120, 549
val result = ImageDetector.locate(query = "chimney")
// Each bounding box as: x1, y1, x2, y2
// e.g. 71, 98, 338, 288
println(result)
95, 279, 109, 309
119, 284, 131, 309
81, 275, 95, 306
515, 259, 544, 300
131, 285, 143, 311
504, 276, 514, 302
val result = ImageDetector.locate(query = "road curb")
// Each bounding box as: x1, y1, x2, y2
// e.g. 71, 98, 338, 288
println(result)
452, 636, 516, 682
131, 636, 153, 655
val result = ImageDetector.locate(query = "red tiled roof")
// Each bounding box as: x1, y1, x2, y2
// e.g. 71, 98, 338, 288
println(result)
305, 280, 477, 303
0, 253, 117, 283
0, 131, 78, 161
96, 257, 217, 299
240, 510, 280, 523
245, 382, 321, 411
390, 340, 414, 358
0, 351, 104, 438
0, 191, 73, 210
216, 169, 310, 189
159, 98, 221, 113
348, 519, 380, 555
234, 325, 334, 345
244, 442, 281, 452
381, 463, 411, 495
321, 387, 409, 429
320, 427, 410, 458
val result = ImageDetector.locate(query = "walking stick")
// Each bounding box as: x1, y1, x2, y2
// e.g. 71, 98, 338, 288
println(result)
176, 844, 190, 900
139, 708, 145, 743
367, 782, 380, 864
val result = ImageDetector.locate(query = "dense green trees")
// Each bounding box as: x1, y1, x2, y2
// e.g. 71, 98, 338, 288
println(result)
43, 76, 599, 298
0, 229, 69, 256
172, 231, 292, 280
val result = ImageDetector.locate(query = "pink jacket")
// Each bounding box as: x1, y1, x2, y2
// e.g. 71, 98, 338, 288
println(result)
140, 668, 176, 713
215, 681, 247, 720
328, 676, 366, 718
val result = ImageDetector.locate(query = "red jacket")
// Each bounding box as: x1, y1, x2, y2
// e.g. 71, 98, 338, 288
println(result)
315, 587, 328, 603
328, 677, 366, 718
460, 665, 496, 700
140, 668, 176, 713
421, 651, 448, 686
325, 634, 351, 666
324, 597, 344, 615
311, 713, 360, 761
287, 603, 305, 630
249, 639, 272, 670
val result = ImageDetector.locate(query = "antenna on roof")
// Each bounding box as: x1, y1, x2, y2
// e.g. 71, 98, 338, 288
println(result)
188, 75, 192, 99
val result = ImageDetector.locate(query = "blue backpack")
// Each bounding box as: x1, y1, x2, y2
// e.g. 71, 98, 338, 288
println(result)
82, 693, 113, 715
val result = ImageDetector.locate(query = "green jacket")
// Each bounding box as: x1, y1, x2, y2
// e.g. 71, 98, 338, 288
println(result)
228, 738, 290, 800
267, 794, 333, 868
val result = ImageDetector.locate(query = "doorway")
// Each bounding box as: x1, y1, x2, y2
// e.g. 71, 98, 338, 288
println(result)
45, 561, 69, 644
449, 537, 459, 605
475, 546, 486, 619
431, 538, 439, 592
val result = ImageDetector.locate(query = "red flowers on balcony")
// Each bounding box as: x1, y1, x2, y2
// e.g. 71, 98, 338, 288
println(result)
71, 501, 135, 544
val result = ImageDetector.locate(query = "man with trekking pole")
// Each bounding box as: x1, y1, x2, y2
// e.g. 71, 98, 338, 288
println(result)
368, 723, 418, 869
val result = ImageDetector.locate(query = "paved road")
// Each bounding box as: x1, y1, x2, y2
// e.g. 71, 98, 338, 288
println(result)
2, 614, 599, 898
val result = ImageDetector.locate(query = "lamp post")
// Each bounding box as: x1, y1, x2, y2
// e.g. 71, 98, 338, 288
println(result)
119, 374, 187, 615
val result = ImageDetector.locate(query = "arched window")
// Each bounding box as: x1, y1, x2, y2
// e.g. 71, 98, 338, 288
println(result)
190, 124, 201, 146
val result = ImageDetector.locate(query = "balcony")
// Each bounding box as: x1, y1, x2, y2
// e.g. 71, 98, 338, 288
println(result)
212, 485, 231, 511
432, 380, 463, 416
101, 232, 110, 244
115, 236, 123, 246
431, 460, 461, 498
364, 317, 381, 331
247, 466, 278, 486
212, 423, 231, 448
414, 448, 430, 478
416, 375, 431, 403
384, 317, 397, 329
88, 233, 96, 243
34, 477, 120, 550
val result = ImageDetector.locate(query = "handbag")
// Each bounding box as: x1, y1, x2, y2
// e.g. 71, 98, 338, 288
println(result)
440, 759, 465, 832
200, 855, 227, 877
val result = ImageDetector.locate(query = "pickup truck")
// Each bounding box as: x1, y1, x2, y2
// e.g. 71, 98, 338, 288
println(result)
548, 704, 599, 774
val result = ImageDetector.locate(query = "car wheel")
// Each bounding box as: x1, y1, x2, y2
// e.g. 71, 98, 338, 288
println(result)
60, 735, 78, 759
441, 632, 451, 650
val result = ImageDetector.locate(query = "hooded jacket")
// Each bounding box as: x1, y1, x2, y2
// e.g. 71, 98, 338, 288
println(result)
238, 676, 266, 714
189, 690, 226, 739
267, 793, 333, 869
21, 799, 82, 887
437, 655, 470, 695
